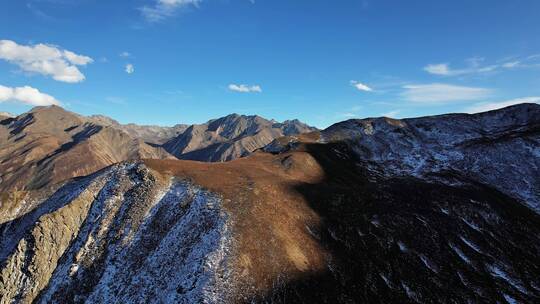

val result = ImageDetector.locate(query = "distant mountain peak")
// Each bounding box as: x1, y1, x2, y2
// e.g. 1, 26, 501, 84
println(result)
164, 113, 317, 161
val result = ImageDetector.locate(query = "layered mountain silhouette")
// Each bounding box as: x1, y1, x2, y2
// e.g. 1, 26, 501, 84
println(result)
86, 115, 189, 145
0, 106, 316, 192
163, 113, 317, 162
0, 106, 172, 192
0, 104, 539, 303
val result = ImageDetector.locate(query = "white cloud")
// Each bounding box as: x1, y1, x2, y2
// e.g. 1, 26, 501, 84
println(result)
502, 61, 520, 68
228, 84, 262, 93
424, 63, 452, 75
119, 51, 131, 58
0, 39, 93, 83
125, 63, 134, 74
425, 55, 540, 76
465, 97, 540, 113
0, 85, 60, 106
350, 80, 373, 92
141, 0, 201, 22
424, 62, 497, 76
402, 83, 492, 104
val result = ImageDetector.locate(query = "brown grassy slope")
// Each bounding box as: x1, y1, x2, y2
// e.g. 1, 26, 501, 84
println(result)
145, 146, 329, 298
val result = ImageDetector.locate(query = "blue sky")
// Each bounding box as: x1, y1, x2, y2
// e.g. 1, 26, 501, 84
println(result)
1, 0, 539, 128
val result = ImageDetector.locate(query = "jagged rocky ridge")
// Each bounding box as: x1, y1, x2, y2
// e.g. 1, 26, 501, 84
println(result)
0, 104, 539, 303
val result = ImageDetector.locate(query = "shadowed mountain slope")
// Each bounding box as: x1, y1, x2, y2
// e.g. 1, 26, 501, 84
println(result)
320, 103, 540, 213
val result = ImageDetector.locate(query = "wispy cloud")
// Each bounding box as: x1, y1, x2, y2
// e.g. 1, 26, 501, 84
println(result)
140, 0, 201, 22
26, 3, 56, 21
119, 51, 131, 58
105, 96, 127, 105
498, 54, 540, 69
0, 85, 60, 106
465, 97, 540, 113
381, 110, 400, 118
228, 84, 262, 93
125, 63, 134, 74
350, 80, 373, 92
424, 57, 497, 76
402, 83, 492, 104
0, 39, 93, 83
425, 55, 540, 76
338, 105, 362, 118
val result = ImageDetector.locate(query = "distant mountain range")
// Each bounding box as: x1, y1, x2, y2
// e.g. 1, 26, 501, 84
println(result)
163, 113, 316, 162
0, 106, 317, 191
1, 103, 539, 303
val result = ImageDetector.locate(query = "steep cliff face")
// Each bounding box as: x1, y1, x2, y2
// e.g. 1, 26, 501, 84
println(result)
321, 103, 540, 213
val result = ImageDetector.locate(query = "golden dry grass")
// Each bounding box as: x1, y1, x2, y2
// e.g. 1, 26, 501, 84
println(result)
145, 149, 329, 297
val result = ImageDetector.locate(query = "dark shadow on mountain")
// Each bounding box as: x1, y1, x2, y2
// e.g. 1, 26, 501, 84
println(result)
0, 117, 15, 126
252, 142, 540, 303
9, 113, 34, 136
37, 124, 102, 167
64, 125, 79, 132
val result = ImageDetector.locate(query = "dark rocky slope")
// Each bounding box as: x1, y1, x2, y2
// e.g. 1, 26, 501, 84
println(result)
320, 103, 540, 213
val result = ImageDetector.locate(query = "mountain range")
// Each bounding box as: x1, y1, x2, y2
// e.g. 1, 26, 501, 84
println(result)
0, 106, 316, 192
0, 103, 539, 303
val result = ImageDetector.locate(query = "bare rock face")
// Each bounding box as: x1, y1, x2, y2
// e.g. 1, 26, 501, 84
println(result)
322, 103, 540, 213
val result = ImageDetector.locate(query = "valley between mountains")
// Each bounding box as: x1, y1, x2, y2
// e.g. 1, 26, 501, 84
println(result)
0, 104, 539, 303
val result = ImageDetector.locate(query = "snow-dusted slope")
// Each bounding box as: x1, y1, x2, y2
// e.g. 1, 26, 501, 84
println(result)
322, 103, 540, 212
0, 163, 233, 303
